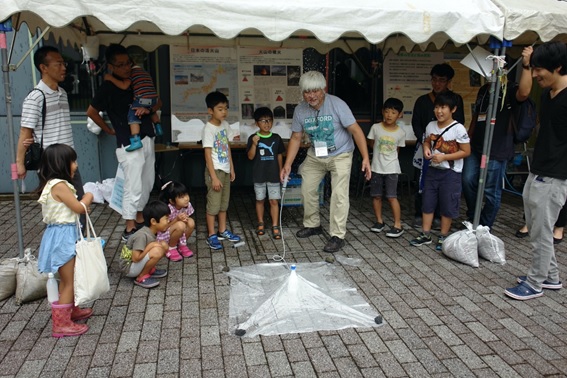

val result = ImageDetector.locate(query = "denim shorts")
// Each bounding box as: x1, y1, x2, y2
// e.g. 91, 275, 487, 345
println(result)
254, 182, 281, 201
422, 167, 461, 218
128, 97, 157, 125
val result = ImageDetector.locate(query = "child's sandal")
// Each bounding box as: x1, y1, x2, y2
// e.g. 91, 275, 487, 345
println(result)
256, 222, 265, 236
272, 226, 282, 240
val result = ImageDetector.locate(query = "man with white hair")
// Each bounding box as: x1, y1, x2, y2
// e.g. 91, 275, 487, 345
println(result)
281, 71, 371, 253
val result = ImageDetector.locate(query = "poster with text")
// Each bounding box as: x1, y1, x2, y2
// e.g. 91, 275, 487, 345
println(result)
170, 46, 239, 142
383, 52, 443, 140
237, 47, 302, 139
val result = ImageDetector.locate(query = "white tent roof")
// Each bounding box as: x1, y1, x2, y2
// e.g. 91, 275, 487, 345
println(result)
491, 0, 567, 44
1, 0, 504, 52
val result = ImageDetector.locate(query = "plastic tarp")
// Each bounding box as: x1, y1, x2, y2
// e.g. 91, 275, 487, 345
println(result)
1, 0, 504, 52
226, 262, 383, 338
491, 0, 567, 44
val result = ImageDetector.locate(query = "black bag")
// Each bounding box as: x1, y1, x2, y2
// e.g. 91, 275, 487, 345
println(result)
24, 143, 43, 171
23, 89, 46, 171
510, 97, 537, 144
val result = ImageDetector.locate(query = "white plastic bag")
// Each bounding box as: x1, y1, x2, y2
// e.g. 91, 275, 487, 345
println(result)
476, 225, 506, 264
0, 258, 19, 301
74, 205, 109, 306
15, 249, 48, 305
442, 222, 479, 268
100, 178, 115, 203
86, 111, 103, 135
83, 182, 105, 204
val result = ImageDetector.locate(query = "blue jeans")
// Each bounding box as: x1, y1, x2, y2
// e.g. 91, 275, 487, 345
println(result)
462, 151, 507, 228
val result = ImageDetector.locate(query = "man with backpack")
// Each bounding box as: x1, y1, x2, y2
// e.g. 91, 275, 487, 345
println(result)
462, 46, 534, 228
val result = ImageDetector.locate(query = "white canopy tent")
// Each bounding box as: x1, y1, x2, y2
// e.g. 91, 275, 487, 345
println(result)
1, 0, 507, 257
492, 0, 567, 44
2, 0, 505, 52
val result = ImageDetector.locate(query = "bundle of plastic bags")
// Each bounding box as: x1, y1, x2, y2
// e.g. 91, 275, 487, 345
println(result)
476, 225, 506, 264
442, 222, 479, 268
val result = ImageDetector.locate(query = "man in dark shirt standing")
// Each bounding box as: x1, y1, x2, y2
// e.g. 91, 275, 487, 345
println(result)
411, 63, 465, 227
505, 41, 567, 300
86, 44, 160, 241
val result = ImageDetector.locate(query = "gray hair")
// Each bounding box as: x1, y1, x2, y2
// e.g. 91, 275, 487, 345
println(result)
299, 71, 326, 92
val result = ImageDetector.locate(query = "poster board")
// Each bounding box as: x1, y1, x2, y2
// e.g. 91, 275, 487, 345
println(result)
170, 46, 303, 142
383, 52, 444, 141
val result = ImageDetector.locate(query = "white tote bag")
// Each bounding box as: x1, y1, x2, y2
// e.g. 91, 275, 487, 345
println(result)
74, 203, 110, 306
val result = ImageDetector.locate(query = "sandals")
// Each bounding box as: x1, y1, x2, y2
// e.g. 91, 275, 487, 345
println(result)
256, 222, 265, 236
272, 226, 282, 240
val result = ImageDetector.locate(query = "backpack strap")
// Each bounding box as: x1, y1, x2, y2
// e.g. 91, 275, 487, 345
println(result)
30, 89, 46, 148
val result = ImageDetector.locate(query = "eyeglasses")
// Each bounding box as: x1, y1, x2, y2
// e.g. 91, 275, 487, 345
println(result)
258, 119, 273, 124
111, 60, 133, 69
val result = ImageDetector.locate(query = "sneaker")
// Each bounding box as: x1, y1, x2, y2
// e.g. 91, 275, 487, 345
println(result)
296, 226, 323, 238
121, 228, 137, 242
410, 233, 432, 246
370, 222, 385, 233
134, 275, 159, 289
516, 276, 562, 290
166, 247, 183, 262
150, 268, 168, 278
386, 227, 404, 238
413, 217, 422, 228
432, 218, 441, 230
125, 135, 143, 152
154, 123, 163, 136
206, 234, 223, 250
178, 244, 194, 257
323, 236, 345, 253
504, 282, 543, 300
435, 235, 446, 251
217, 229, 241, 242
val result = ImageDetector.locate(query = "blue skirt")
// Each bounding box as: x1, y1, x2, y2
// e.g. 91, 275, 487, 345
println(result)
38, 223, 77, 273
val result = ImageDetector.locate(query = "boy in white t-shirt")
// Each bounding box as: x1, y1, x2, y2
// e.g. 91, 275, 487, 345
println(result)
367, 98, 406, 238
410, 91, 470, 251
201, 91, 241, 250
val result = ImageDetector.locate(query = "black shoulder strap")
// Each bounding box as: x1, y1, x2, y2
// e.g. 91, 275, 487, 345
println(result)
31, 89, 46, 147
432, 121, 458, 150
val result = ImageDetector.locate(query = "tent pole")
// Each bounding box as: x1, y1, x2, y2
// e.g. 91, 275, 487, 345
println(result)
1, 22, 25, 258
472, 38, 510, 229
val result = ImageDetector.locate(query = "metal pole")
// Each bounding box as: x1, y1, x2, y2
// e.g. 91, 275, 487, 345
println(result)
1, 22, 25, 258
472, 38, 510, 229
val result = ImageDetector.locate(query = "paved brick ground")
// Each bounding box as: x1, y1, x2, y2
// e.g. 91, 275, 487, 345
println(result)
0, 188, 566, 377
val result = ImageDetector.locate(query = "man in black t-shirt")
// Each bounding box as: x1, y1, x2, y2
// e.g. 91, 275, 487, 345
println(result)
463, 48, 533, 228
505, 42, 567, 301
86, 44, 160, 242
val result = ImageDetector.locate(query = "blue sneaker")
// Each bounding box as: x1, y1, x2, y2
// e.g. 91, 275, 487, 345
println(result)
217, 229, 241, 242
154, 123, 163, 136
504, 281, 543, 300
150, 269, 168, 278
206, 234, 223, 250
516, 276, 562, 290
125, 134, 143, 152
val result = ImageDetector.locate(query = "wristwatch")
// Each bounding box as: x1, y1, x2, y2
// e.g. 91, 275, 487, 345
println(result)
522, 64, 531, 70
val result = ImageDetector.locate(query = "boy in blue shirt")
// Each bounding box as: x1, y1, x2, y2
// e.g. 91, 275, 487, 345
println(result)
202, 91, 241, 250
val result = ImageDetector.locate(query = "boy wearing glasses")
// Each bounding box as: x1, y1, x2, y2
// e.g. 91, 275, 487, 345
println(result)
246, 107, 285, 239
104, 62, 163, 152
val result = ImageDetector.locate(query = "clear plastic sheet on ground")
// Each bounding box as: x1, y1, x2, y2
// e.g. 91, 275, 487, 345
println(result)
226, 262, 383, 338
